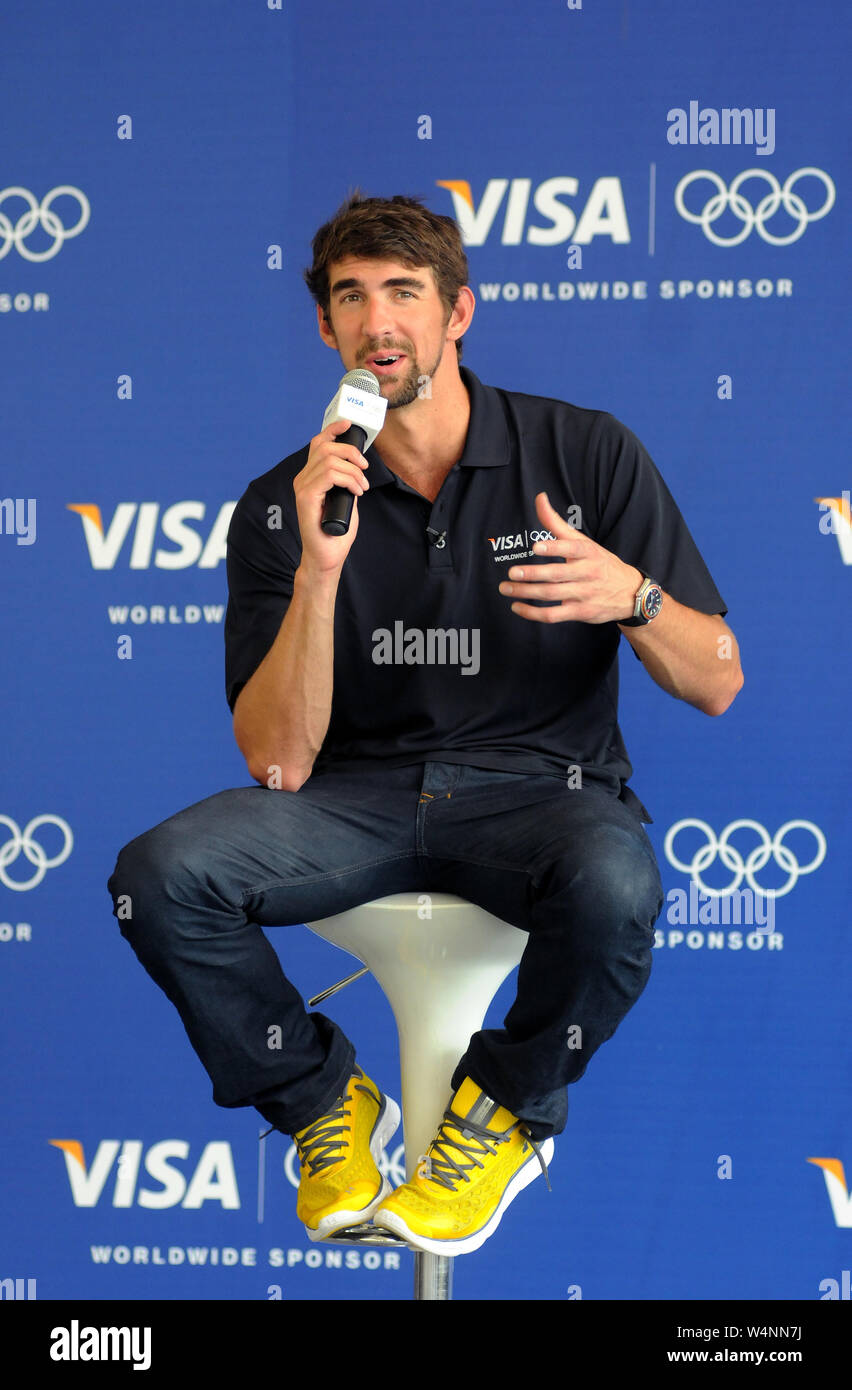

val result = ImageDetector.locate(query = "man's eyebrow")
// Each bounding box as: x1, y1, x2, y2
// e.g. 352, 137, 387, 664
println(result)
329, 275, 428, 296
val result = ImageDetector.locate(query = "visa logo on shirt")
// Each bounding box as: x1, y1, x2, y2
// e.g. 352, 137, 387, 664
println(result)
487, 528, 556, 559
490, 533, 530, 550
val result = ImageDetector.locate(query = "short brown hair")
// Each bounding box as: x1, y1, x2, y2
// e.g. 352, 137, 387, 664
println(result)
303, 189, 470, 360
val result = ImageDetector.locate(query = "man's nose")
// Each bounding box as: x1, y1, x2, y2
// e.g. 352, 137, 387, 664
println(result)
361, 295, 396, 339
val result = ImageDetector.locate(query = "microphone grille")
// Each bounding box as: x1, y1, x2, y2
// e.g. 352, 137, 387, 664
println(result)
341, 368, 381, 395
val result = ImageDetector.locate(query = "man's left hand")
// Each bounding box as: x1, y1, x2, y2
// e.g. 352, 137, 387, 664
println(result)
499, 491, 642, 625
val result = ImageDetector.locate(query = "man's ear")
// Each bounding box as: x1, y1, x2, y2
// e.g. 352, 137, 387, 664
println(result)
317, 302, 337, 348
447, 285, 475, 346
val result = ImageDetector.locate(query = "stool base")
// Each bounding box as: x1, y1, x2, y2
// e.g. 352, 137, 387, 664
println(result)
414, 1251, 453, 1301
316, 1227, 453, 1300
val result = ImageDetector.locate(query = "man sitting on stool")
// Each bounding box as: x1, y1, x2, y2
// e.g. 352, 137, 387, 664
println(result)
108, 191, 742, 1258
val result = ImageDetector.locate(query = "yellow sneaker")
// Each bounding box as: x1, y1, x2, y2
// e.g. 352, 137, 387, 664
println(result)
293, 1065, 400, 1242
372, 1077, 553, 1255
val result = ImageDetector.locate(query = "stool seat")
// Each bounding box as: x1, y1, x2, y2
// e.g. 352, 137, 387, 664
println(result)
305, 892, 528, 1184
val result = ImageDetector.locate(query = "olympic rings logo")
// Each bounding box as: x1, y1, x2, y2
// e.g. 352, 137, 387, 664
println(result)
0, 815, 74, 891
674, 168, 835, 246
528, 530, 555, 542
664, 819, 826, 898
0, 186, 90, 262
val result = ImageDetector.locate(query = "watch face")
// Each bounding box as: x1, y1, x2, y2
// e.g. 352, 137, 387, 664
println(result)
642, 585, 663, 619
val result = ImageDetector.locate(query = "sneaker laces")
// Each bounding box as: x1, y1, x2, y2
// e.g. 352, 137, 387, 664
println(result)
422, 1106, 551, 1193
294, 1082, 374, 1177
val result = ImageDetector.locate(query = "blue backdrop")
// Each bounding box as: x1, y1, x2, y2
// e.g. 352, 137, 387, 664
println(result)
2, 0, 849, 1302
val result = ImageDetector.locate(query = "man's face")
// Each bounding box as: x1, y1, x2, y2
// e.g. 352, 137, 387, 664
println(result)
318, 256, 457, 410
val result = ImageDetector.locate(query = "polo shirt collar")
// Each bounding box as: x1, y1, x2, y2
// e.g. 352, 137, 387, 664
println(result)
364, 366, 511, 487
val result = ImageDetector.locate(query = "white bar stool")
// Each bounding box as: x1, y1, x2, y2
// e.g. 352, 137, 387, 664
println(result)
305, 891, 528, 1301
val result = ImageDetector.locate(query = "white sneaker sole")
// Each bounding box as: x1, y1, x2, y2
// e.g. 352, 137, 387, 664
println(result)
372, 1137, 554, 1256
306, 1092, 402, 1243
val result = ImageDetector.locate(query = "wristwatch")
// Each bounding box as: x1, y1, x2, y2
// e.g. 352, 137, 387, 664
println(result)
620, 572, 663, 626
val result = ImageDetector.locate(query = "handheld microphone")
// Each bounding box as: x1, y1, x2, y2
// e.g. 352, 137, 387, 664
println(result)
320, 369, 388, 535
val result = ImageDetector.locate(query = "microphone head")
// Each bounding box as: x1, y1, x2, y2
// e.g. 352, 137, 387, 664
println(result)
340, 368, 381, 395
323, 369, 388, 449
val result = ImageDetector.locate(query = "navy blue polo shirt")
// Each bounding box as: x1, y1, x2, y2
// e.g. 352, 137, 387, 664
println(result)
225, 366, 727, 820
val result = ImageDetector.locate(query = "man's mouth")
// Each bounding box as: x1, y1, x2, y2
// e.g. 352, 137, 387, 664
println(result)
367, 353, 406, 373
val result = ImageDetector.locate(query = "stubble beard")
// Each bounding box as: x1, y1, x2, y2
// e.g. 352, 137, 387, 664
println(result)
385, 337, 448, 411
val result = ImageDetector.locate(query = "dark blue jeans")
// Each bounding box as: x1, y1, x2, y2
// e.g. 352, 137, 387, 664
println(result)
107, 761, 664, 1141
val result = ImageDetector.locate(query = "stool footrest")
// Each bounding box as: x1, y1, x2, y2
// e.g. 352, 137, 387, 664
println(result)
307, 966, 370, 1007
321, 1224, 408, 1247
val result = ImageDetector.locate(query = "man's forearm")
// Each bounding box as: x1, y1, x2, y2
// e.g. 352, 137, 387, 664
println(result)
618, 584, 743, 715
233, 565, 339, 789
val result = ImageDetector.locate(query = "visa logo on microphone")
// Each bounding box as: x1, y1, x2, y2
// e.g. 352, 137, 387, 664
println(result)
437, 177, 631, 246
